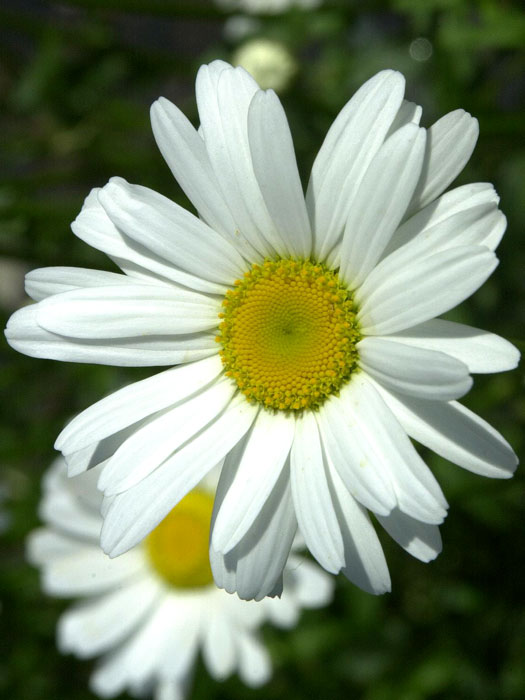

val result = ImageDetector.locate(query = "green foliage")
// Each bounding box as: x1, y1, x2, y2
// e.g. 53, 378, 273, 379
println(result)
1, 1, 523, 699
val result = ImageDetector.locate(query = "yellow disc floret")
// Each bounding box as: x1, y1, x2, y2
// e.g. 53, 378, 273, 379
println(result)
217, 258, 360, 411
146, 490, 214, 589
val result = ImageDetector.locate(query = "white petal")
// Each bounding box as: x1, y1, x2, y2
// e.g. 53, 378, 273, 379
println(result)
210, 464, 297, 601
325, 458, 391, 594
387, 319, 520, 374
308, 69, 405, 259
38, 465, 91, 506
362, 375, 448, 520
202, 603, 237, 680
89, 597, 179, 696
482, 212, 507, 250
237, 632, 272, 687
389, 186, 504, 258
26, 528, 78, 566
316, 391, 397, 515
261, 593, 299, 628
39, 483, 101, 541
323, 375, 448, 524
25, 267, 143, 301
385, 182, 500, 256
98, 178, 247, 285
64, 421, 155, 478
56, 460, 105, 509
358, 336, 473, 400
374, 384, 518, 478
357, 245, 498, 335
150, 96, 242, 247
248, 89, 311, 258
376, 509, 442, 562
41, 546, 144, 597
407, 109, 479, 215
58, 575, 161, 657
386, 99, 422, 137
284, 555, 335, 608
155, 680, 186, 700
197, 62, 278, 258
212, 409, 294, 553
56, 355, 223, 454
155, 596, 201, 679
100, 378, 236, 496
290, 412, 344, 574
72, 188, 226, 294
5, 304, 217, 367
89, 654, 130, 697
377, 203, 505, 285
101, 393, 258, 557
340, 124, 426, 289
218, 590, 264, 630
36, 284, 220, 338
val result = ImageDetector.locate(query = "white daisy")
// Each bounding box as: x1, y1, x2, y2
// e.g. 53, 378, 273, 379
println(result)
232, 38, 297, 92
216, 0, 322, 15
6, 61, 519, 601
28, 457, 333, 700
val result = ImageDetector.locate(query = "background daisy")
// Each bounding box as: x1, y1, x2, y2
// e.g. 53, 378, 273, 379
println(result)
28, 458, 333, 700
215, 0, 322, 15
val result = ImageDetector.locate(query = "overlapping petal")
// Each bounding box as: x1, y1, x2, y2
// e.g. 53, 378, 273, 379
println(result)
387, 319, 519, 374
5, 304, 217, 367
211, 462, 297, 601
211, 408, 294, 553
339, 124, 426, 287
385, 183, 503, 257
72, 189, 227, 294
357, 245, 498, 335
25, 266, 149, 302
358, 336, 473, 400
373, 381, 518, 479
101, 394, 258, 557
321, 375, 448, 525
98, 378, 236, 497
307, 69, 405, 259
386, 99, 422, 136
290, 412, 344, 573
150, 95, 241, 245
324, 457, 391, 594
407, 109, 479, 215
247, 89, 312, 258
36, 284, 220, 338
56, 355, 224, 456
98, 177, 247, 285
376, 509, 442, 563
197, 61, 281, 257
57, 576, 161, 657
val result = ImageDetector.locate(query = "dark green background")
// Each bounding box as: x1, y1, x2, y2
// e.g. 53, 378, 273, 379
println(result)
1, 1, 524, 699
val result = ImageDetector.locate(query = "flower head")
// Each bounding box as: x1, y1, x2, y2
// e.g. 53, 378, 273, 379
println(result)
7, 61, 519, 600
232, 38, 297, 92
28, 458, 333, 699
216, 0, 322, 15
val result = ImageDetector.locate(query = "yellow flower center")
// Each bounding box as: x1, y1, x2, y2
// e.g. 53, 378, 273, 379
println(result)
217, 258, 360, 411
146, 490, 214, 589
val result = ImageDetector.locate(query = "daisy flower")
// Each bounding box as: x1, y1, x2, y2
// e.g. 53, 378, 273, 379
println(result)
6, 61, 519, 601
232, 38, 297, 92
27, 458, 333, 700
215, 0, 322, 15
